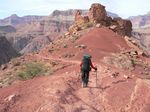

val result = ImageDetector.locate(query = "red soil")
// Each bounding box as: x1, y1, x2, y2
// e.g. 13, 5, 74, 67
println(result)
0, 27, 150, 112
50, 27, 130, 62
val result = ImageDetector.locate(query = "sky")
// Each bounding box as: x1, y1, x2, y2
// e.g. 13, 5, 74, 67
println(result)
0, 0, 150, 19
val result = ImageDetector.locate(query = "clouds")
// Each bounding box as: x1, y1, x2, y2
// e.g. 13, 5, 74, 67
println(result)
0, 0, 150, 19
43, 0, 73, 4
102, 0, 150, 18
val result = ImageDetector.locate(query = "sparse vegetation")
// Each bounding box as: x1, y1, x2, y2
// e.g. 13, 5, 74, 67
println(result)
17, 62, 48, 80
82, 22, 94, 29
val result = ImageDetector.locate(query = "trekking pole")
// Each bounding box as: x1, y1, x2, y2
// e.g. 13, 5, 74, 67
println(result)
77, 71, 81, 82
95, 70, 97, 87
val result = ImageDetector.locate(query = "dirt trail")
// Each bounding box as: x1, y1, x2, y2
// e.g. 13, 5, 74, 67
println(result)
37, 54, 81, 65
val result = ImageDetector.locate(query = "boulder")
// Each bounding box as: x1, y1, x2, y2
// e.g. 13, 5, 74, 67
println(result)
109, 25, 117, 30
95, 23, 102, 28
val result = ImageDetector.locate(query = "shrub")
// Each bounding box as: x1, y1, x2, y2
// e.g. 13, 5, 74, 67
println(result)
17, 62, 47, 80
82, 22, 94, 29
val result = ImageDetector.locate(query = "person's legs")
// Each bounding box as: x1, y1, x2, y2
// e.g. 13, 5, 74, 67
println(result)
81, 71, 86, 87
85, 71, 89, 87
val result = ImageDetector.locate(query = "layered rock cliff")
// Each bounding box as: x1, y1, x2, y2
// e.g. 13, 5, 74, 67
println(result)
129, 12, 150, 28
129, 12, 150, 51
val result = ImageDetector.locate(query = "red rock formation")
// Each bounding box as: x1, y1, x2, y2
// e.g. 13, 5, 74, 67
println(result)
72, 3, 132, 37
69, 10, 90, 34
75, 10, 89, 27
88, 3, 107, 23
75, 10, 82, 21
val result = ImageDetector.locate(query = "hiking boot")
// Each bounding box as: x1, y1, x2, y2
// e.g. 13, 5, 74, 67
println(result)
82, 83, 86, 88
85, 83, 88, 87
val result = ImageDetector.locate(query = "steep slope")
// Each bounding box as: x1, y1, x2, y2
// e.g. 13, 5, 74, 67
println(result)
0, 36, 18, 65
46, 27, 131, 61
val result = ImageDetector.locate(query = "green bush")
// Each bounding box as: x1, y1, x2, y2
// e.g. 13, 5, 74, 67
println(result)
17, 62, 47, 80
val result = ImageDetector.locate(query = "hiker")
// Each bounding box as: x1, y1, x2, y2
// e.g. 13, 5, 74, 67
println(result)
80, 54, 97, 87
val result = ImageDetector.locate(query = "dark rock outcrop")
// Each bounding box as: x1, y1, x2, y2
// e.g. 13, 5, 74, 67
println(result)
111, 17, 132, 37
0, 36, 18, 65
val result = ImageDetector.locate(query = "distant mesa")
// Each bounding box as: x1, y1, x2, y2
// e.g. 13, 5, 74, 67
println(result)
10, 14, 19, 18
0, 14, 44, 27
